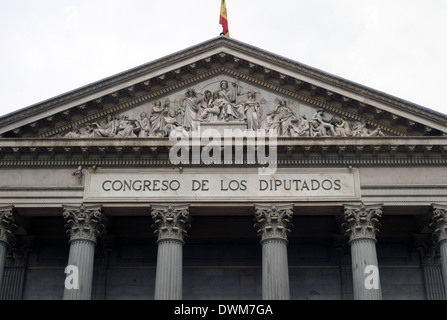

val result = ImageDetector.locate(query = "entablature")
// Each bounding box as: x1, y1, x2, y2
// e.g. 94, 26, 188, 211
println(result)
0, 137, 445, 167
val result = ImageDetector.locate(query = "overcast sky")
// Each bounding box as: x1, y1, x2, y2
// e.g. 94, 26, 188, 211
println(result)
1, 0, 446, 119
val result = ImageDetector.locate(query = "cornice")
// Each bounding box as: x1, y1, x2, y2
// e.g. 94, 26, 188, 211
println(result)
0, 137, 445, 168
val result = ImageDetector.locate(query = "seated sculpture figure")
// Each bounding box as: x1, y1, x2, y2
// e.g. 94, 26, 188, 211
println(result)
311, 109, 337, 136
352, 119, 385, 137
217, 80, 245, 122
289, 115, 310, 137
199, 91, 224, 122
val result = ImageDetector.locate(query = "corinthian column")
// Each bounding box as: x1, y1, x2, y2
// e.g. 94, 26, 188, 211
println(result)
414, 234, 446, 300
343, 203, 383, 300
151, 204, 190, 300
254, 204, 294, 300
0, 206, 16, 292
430, 204, 447, 296
63, 204, 104, 300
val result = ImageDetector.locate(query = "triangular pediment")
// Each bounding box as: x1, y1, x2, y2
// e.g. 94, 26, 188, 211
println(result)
1, 36, 446, 139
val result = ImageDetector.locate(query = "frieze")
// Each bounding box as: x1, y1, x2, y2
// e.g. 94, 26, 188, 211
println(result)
62, 79, 387, 139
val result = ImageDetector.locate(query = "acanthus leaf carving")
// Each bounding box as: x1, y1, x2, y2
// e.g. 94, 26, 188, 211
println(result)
63, 204, 104, 243
254, 204, 294, 242
430, 204, 447, 244
0, 206, 17, 245
342, 203, 383, 242
151, 204, 191, 242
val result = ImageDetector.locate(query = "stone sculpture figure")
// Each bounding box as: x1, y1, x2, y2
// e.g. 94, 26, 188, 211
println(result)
261, 100, 297, 136
217, 80, 245, 122
333, 116, 352, 137
134, 112, 151, 137
242, 90, 261, 130
311, 109, 337, 136
64, 125, 82, 138
182, 88, 203, 131
60, 80, 390, 139
289, 115, 310, 137
199, 91, 224, 122
91, 115, 117, 138
116, 117, 138, 138
149, 100, 169, 137
352, 120, 385, 137
200, 90, 213, 115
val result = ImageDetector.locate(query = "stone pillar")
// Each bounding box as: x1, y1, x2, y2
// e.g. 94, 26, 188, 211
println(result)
254, 204, 293, 300
414, 234, 446, 300
63, 204, 104, 300
333, 234, 353, 300
0, 236, 34, 300
151, 204, 191, 300
343, 203, 383, 300
0, 206, 17, 293
430, 204, 447, 296
92, 236, 114, 300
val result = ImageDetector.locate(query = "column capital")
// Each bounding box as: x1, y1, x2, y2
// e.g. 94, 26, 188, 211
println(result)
151, 204, 191, 242
0, 206, 17, 245
343, 203, 382, 242
6, 235, 35, 267
430, 204, 447, 244
413, 233, 441, 265
254, 204, 294, 242
63, 204, 104, 244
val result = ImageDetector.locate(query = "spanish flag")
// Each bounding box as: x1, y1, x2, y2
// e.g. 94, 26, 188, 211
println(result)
219, 0, 229, 37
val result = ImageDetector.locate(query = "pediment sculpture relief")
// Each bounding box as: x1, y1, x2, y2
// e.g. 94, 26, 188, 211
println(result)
63, 80, 385, 139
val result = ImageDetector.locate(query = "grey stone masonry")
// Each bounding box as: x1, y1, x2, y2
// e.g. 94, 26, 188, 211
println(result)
254, 204, 294, 300
343, 203, 383, 300
151, 204, 191, 300
430, 204, 447, 296
0, 236, 34, 300
414, 233, 446, 300
0, 206, 16, 293
63, 204, 104, 300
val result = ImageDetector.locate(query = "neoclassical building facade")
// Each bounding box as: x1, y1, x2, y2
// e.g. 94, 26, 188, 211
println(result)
0, 36, 446, 300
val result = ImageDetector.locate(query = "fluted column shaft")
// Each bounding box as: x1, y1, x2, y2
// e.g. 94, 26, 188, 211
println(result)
152, 204, 190, 300
431, 204, 447, 296
64, 239, 96, 300
63, 205, 104, 300
154, 239, 184, 300
343, 203, 383, 300
439, 240, 447, 295
349, 238, 381, 300
0, 242, 7, 291
423, 263, 446, 300
414, 233, 446, 300
0, 206, 16, 293
255, 204, 293, 300
261, 238, 290, 300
